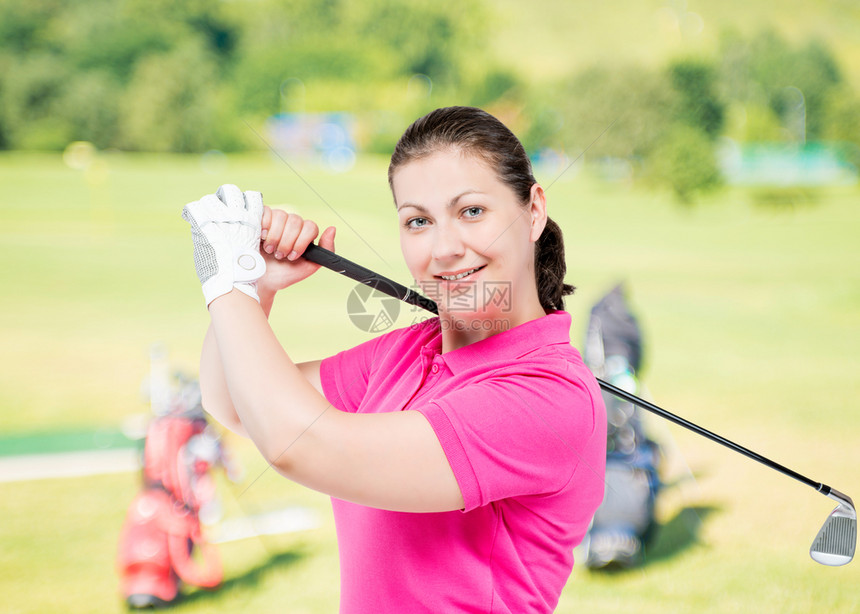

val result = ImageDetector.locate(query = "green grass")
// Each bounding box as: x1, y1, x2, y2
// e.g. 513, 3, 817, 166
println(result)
1, 151, 859, 612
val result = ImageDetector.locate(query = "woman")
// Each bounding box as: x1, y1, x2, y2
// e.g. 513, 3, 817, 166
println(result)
183, 106, 606, 613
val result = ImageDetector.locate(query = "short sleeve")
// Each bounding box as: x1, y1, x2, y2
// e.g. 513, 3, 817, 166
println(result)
413, 362, 602, 512
319, 319, 439, 413
320, 333, 388, 413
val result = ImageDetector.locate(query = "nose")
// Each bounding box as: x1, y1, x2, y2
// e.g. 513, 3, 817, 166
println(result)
430, 224, 466, 262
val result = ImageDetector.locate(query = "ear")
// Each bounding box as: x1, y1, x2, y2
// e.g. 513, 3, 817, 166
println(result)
527, 183, 548, 243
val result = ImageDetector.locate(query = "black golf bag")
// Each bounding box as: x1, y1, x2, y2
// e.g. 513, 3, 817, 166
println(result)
583, 284, 662, 569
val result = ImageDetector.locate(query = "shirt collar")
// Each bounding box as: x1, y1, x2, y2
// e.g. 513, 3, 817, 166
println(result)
420, 310, 573, 375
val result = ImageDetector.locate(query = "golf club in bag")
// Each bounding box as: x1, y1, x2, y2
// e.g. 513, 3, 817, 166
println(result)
299, 243, 855, 566
581, 283, 662, 569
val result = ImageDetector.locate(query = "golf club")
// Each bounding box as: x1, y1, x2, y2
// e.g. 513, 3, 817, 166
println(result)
300, 242, 856, 566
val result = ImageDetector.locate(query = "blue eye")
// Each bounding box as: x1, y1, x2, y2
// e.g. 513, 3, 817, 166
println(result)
405, 217, 429, 229
463, 206, 483, 218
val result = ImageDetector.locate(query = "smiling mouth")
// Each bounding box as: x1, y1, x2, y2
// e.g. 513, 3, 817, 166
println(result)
435, 265, 486, 281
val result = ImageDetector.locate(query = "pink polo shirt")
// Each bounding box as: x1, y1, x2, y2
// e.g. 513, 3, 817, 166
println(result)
320, 310, 606, 613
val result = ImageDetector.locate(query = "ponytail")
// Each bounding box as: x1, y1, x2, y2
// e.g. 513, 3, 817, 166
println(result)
535, 217, 575, 312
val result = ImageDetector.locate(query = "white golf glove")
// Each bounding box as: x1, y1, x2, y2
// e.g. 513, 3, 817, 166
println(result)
181, 184, 267, 306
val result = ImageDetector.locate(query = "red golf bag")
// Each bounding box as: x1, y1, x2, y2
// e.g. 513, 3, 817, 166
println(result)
117, 377, 227, 608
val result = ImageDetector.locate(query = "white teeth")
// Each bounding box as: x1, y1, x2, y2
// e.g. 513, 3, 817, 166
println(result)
439, 267, 481, 281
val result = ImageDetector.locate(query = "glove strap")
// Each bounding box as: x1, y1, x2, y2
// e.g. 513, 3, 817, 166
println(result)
231, 248, 265, 303
203, 249, 266, 307
232, 247, 266, 283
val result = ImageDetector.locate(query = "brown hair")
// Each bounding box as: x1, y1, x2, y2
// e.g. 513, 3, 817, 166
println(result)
388, 106, 575, 311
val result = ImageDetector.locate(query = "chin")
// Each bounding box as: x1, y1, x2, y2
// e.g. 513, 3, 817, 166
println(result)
422, 270, 509, 309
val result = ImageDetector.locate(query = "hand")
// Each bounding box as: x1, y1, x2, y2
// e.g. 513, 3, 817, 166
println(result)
181, 185, 267, 306
256, 206, 336, 295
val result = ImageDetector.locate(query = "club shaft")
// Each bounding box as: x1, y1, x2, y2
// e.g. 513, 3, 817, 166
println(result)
304, 244, 439, 314
302, 243, 828, 495
596, 379, 825, 493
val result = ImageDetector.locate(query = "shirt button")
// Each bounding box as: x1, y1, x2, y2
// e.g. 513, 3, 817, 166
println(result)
431, 364, 439, 374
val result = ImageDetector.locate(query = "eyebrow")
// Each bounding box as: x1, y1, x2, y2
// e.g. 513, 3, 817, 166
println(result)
396, 190, 483, 213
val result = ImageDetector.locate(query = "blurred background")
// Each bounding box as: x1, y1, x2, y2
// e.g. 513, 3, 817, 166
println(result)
0, 0, 858, 612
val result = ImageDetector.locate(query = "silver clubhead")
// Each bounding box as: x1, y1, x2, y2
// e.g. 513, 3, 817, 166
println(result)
810, 489, 856, 566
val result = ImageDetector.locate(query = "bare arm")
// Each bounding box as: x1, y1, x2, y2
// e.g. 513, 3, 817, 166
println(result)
208, 289, 464, 513
198, 203, 328, 438
199, 288, 323, 438
197, 206, 462, 512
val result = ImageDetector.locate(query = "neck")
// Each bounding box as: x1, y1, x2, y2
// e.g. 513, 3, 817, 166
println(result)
439, 296, 548, 353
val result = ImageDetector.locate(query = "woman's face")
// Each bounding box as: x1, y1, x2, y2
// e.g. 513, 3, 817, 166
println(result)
392, 149, 546, 319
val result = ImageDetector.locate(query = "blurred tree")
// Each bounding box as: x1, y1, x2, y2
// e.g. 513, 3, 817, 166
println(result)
718, 29, 842, 141
0, 0, 221, 150
118, 42, 219, 152
231, 38, 396, 117
350, 0, 487, 86
668, 59, 725, 138
50, 1, 174, 83
553, 64, 676, 161
227, 0, 488, 119
823, 86, 860, 169
0, 0, 853, 159
725, 102, 785, 142
60, 71, 123, 149
0, 52, 72, 149
645, 124, 722, 204
0, 53, 11, 148
122, 0, 238, 58
536, 61, 728, 203
0, 0, 65, 54
520, 102, 565, 155
469, 68, 522, 109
